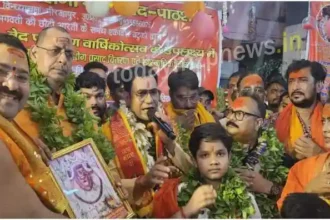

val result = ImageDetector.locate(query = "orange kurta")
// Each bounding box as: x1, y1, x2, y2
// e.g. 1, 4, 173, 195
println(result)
0, 114, 67, 213
14, 94, 73, 146
275, 102, 325, 155
277, 152, 329, 210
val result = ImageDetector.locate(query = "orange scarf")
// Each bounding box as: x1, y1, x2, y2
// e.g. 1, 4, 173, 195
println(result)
275, 102, 325, 153
277, 152, 330, 210
152, 178, 181, 218
165, 102, 215, 132
108, 110, 163, 179
14, 94, 73, 141
0, 115, 67, 213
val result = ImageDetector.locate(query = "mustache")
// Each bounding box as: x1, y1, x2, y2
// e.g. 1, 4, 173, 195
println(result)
226, 121, 239, 128
291, 91, 305, 96
0, 86, 22, 100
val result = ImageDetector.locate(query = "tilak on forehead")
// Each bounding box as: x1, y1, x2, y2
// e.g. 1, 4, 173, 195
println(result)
323, 104, 330, 118
56, 37, 71, 44
241, 74, 263, 87
7, 47, 25, 59
231, 97, 250, 108
289, 69, 310, 79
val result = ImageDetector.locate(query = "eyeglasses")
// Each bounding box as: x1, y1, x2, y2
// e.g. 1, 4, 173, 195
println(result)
240, 87, 265, 96
37, 46, 74, 60
135, 89, 160, 101
225, 109, 261, 121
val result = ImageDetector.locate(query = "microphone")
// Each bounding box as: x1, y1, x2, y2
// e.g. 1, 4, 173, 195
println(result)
147, 109, 176, 140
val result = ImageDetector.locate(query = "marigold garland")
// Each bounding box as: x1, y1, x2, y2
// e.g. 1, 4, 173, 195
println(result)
177, 168, 255, 219
27, 62, 114, 162
231, 127, 289, 218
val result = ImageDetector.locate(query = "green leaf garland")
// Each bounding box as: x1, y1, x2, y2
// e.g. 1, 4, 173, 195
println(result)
231, 127, 289, 218
27, 62, 114, 163
177, 168, 255, 218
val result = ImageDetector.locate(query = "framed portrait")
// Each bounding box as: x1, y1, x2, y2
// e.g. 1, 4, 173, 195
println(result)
49, 138, 134, 219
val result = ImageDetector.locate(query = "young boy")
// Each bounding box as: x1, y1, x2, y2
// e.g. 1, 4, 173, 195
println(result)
152, 123, 261, 218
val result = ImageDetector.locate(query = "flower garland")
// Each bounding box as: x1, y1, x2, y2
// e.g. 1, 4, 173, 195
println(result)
27, 62, 114, 163
177, 168, 255, 219
119, 101, 155, 170
176, 123, 191, 155
231, 127, 289, 218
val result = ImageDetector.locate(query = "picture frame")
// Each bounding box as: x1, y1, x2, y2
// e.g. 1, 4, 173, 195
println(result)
49, 138, 134, 219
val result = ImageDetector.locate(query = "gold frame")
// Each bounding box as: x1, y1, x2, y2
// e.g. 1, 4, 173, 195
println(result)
50, 138, 135, 219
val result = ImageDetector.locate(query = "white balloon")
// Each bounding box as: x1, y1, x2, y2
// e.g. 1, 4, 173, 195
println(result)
85, 1, 110, 17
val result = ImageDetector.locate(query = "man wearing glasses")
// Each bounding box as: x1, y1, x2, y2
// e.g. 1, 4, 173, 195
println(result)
102, 65, 192, 217
15, 26, 76, 142
165, 68, 214, 133
225, 95, 287, 217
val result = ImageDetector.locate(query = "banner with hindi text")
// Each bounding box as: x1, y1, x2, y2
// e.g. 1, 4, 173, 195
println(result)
0, 1, 220, 102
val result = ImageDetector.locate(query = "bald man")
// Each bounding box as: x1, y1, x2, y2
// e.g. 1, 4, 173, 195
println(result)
225, 95, 288, 218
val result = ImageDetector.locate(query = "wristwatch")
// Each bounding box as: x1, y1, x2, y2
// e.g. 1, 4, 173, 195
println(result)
270, 183, 282, 197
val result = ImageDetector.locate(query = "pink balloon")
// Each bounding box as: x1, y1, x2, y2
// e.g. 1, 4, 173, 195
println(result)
326, 20, 330, 38
191, 11, 215, 40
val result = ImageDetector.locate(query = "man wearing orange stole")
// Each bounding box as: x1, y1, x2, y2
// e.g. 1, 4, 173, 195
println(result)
102, 65, 193, 217
0, 33, 64, 217
14, 26, 113, 213
275, 60, 326, 166
278, 102, 330, 210
165, 68, 215, 133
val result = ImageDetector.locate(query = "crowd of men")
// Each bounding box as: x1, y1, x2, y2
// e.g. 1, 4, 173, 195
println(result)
2, 26, 330, 218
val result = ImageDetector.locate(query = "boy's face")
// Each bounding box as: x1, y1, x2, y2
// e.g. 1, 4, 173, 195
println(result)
195, 140, 230, 182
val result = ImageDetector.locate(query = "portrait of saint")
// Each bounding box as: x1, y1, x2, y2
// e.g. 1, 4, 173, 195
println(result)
49, 141, 132, 219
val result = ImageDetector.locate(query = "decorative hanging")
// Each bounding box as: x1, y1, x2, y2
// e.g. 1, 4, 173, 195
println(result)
248, 3, 256, 41
221, 2, 230, 33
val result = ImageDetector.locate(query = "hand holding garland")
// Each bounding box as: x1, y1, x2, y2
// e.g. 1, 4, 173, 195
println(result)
176, 185, 217, 218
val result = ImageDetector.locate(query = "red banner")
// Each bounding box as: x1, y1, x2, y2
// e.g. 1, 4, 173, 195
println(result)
0, 1, 220, 102
309, 2, 330, 103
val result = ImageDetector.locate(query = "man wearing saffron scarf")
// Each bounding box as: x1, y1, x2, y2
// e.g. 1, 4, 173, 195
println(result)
165, 68, 215, 133
275, 60, 326, 163
277, 102, 330, 210
0, 33, 64, 217
14, 26, 75, 139
152, 123, 261, 218
102, 65, 192, 217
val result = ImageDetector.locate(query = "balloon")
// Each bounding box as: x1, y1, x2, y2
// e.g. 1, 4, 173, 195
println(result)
183, 1, 205, 19
85, 1, 110, 17
191, 11, 215, 40
302, 16, 316, 30
113, 1, 139, 17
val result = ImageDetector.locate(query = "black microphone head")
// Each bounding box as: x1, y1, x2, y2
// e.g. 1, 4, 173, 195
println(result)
147, 108, 156, 121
